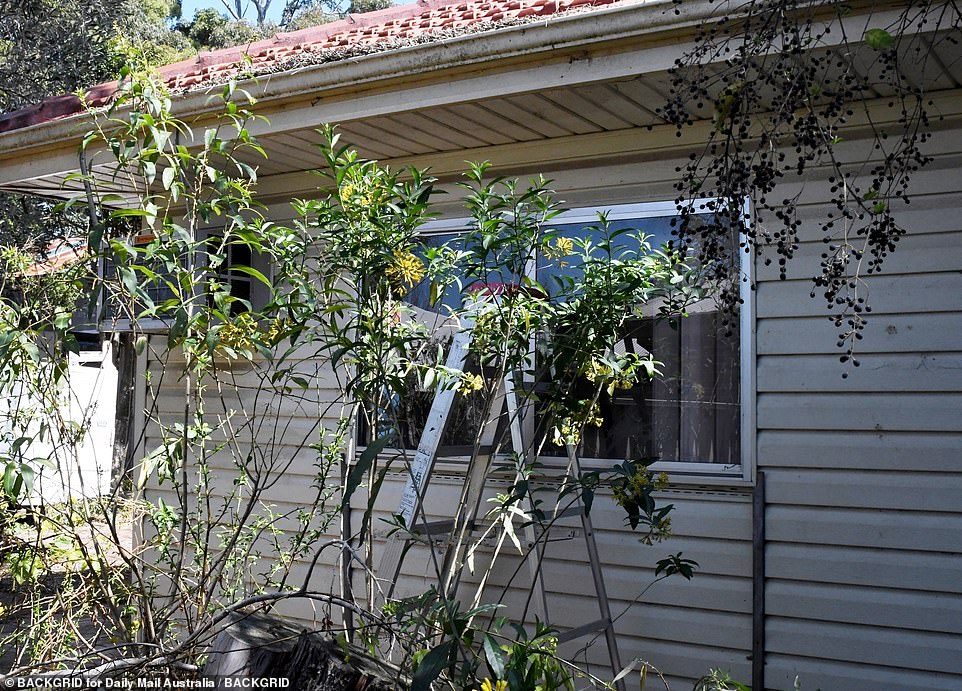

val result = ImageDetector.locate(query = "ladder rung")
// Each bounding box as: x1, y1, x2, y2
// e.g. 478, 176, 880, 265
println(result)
413, 519, 489, 537
416, 519, 455, 535
555, 617, 612, 644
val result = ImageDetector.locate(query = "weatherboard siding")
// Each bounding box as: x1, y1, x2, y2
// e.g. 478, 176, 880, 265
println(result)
749, 126, 962, 689
138, 93, 962, 689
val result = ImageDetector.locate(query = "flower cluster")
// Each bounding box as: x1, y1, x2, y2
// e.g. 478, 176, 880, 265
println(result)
459, 372, 485, 394
385, 248, 425, 289
338, 179, 382, 208
551, 400, 603, 446
542, 235, 573, 260
584, 358, 635, 391
217, 314, 292, 356
612, 467, 669, 509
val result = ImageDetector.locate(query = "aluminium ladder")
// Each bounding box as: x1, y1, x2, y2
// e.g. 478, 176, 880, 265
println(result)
373, 315, 626, 690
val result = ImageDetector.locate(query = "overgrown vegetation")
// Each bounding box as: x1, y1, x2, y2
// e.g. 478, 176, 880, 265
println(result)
0, 69, 702, 688
2, 0, 957, 686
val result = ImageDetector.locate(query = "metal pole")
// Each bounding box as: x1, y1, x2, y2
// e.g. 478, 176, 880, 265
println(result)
752, 471, 766, 691
566, 445, 625, 691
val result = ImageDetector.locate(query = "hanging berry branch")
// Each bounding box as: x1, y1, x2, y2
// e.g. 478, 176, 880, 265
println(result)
664, 0, 960, 363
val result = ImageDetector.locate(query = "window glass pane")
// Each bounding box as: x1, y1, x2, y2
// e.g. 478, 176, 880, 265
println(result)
365, 356, 496, 452
536, 313, 739, 464
102, 234, 177, 321
537, 216, 676, 298
370, 206, 742, 468
404, 233, 465, 314
536, 212, 740, 465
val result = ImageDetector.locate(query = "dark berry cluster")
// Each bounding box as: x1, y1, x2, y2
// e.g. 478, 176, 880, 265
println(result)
663, 0, 956, 365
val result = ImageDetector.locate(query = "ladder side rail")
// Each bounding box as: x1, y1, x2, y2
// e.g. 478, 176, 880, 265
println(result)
377, 322, 474, 600
466, 371, 549, 622
439, 376, 509, 600
564, 442, 626, 691
504, 369, 549, 622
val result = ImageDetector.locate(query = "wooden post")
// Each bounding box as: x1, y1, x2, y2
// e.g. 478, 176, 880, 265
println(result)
110, 333, 136, 495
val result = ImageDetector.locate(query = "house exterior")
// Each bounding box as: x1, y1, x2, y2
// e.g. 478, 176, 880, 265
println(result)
0, 0, 960, 688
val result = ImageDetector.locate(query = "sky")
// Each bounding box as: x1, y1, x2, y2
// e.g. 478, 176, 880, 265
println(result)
180, 0, 285, 24
178, 0, 415, 25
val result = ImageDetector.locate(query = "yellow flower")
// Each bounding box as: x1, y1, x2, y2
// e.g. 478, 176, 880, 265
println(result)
459, 372, 485, 394
339, 183, 356, 203
385, 248, 425, 288
481, 679, 508, 691
544, 236, 574, 260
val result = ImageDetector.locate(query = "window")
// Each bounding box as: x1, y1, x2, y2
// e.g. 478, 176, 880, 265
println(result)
101, 231, 266, 329
383, 201, 753, 480
101, 233, 177, 325
205, 233, 254, 316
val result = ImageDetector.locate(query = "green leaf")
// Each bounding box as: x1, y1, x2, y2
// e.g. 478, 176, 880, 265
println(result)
53, 310, 71, 331
229, 264, 272, 288
18, 464, 34, 496
119, 267, 139, 296
483, 634, 505, 679
162, 166, 176, 191
3, 463, 21, 499
864, 28, 895, 50
344, 435, 391, 506
110, 208, 149, 219
411, 640, 453, 691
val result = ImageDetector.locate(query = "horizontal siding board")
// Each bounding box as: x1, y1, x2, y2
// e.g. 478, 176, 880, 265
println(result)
765, 653, 960, 691
764, 506, 962, 552
757, 312, 962, 355
151, 390, 343, 419
755, 231, 962, 282
144, 416, 332, 447
567, 596, 752, 653
757, 353, 962, 393
376, 473, 753, 541
790, 190, 962, 236
757, 429, 962, 472
755, 271, 962, 318
580, 569, 751, 614
766, 580, 962, 635
765, 542, 962, 594
757, 392, 962, 431
762, 468, 962, 512
765, 617, 962, 674
563, 637, 750, 689
754, 153, 962, 207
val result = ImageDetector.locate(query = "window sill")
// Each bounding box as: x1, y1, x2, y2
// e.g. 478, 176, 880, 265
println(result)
364, 446, 754, 490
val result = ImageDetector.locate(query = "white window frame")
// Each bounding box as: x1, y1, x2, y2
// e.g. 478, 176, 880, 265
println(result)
418, 199, 755, 485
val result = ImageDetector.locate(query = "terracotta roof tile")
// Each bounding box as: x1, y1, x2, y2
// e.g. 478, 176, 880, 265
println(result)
0, 0, 628, 135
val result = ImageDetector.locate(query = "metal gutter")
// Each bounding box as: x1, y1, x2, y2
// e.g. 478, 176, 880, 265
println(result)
0, 0, 712, 155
